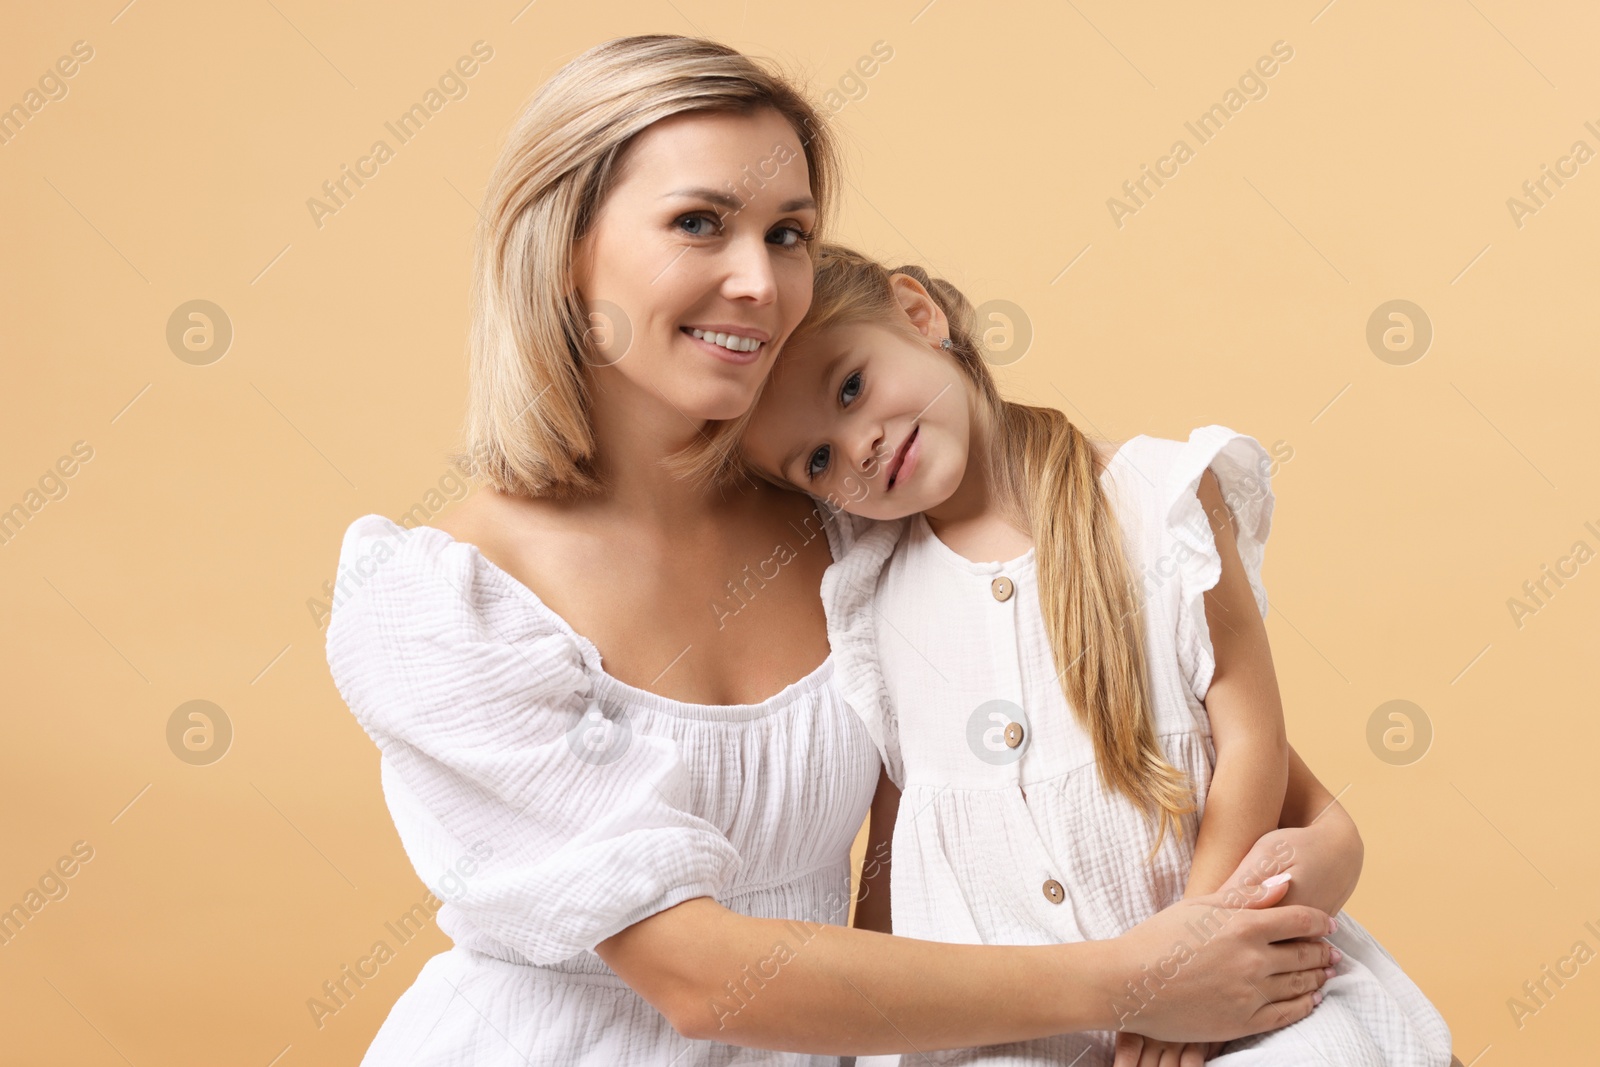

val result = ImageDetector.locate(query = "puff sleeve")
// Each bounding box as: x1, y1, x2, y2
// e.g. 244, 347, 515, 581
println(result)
324, 515, 741, 966
817, 507, 911, 790
1159, 426, 1278, 706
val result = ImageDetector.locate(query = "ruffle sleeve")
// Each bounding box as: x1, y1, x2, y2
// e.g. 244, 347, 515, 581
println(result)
816, 505, 911, 789
1160, 426, 1277, 706
324, 514, 741, 966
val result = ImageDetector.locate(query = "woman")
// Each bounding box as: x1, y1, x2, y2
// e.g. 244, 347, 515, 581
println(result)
324, 34, 1355, 1065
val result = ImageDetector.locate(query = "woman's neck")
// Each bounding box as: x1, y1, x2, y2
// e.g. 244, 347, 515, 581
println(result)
583, 366, 733, 527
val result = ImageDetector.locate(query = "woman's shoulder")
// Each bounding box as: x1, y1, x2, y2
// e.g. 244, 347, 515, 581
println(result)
324, 501, 593, 728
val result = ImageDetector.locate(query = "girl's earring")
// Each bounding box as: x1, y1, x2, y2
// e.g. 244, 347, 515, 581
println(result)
939, 337, 953, 350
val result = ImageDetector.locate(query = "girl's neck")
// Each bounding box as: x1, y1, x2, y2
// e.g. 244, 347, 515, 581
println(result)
920, 386, 1032, 562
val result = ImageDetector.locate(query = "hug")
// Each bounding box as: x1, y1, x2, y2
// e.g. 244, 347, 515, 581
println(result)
325, 33, 1456, 1067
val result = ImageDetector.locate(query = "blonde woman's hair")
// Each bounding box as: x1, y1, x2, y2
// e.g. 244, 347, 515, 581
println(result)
758, 243, 1196, 856
448, 35, 840, 499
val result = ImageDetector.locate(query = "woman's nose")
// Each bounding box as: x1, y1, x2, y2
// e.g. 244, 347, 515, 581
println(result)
721, 237, 778, 304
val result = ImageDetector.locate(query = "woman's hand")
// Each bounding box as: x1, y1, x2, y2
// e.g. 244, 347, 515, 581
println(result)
1112, 1033, 1225, 1066
1100, 873, 1332, 1044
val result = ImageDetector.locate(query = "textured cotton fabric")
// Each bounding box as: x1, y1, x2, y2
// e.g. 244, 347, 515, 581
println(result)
823, 426, 1455, 1067
325, 506, 881, 1065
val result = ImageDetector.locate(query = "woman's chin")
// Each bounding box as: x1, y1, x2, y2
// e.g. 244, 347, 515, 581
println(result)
674, 385, 763, 424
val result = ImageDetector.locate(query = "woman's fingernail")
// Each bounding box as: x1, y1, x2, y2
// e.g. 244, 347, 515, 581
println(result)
1330, 917, 1339, 934
1330, 948, 1343, 963
1261, 871, 1291, 887
1312, 989, 1324, 1006
1324, 966, 1336, 979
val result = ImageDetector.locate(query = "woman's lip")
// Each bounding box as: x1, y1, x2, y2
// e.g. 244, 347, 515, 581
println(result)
680, 326, 764, 365
887, 426, 920, 491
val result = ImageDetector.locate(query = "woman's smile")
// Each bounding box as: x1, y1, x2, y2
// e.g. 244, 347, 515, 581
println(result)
679, 324, 768, 365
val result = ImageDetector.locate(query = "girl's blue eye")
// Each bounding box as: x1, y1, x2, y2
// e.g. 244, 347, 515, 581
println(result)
804, 370, 863, 481
840, 370, 862, 405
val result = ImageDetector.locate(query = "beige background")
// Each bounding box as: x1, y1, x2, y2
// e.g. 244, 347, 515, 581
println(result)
3, 1, 1596, 1063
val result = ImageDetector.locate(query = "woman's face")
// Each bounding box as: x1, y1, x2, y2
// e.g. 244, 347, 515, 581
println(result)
570, 107, 818, 423
740, 310, 973, 521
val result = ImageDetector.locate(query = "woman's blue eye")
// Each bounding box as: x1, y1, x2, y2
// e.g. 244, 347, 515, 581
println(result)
840, 370, 862, 405
770, 224, 815, 248
678, 212, 720, 236
805, 444, 831, 479
677, 213, 813, 247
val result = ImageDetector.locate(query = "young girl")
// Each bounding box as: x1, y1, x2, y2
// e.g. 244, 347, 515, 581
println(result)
736, 244, 1456, 1066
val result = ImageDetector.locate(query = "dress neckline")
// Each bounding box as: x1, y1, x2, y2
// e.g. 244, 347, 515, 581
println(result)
911, 436, 1143, 576
403, 518, 838, 717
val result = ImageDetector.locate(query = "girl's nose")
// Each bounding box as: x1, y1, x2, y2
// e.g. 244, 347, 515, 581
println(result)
858, 428, 885, 475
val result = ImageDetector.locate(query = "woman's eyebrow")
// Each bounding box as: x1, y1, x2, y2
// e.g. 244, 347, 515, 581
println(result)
662, 187, 817, 213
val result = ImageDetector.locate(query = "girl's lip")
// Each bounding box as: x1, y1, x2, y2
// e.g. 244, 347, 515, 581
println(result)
887, 426, 920, 491
680, 326, 764, 365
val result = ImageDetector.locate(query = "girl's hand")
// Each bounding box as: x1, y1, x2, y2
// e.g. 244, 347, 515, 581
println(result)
1102, 873, 1332, 1043
1112, 1033, 1225, 1066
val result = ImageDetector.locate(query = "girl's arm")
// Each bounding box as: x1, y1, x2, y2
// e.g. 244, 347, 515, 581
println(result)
597, 878, 1335, 1054
1181, 468, 1290, 898
851, 764, 898, 934
1217, 744, 1364, 917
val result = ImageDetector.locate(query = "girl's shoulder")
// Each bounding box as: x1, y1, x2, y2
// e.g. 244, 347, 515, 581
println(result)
815, 508, 913, 786
1103, 426, 1280, 545
1112, 426, 1282, 703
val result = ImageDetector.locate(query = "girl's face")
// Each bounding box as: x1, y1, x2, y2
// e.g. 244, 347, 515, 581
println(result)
570, 107, 819, 423
741, 298, 973, 521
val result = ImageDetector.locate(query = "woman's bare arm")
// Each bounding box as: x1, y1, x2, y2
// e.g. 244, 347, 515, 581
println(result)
851, 765, 898, 934
597, 879, 1336, 1055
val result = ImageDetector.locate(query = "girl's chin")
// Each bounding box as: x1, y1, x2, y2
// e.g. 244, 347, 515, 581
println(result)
860, 496, 932, 522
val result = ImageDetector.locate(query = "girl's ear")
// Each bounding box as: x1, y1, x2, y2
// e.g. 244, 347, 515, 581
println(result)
887, 272, 949, 342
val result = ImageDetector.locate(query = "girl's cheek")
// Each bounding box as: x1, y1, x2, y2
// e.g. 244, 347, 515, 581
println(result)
837, 472, 872, 507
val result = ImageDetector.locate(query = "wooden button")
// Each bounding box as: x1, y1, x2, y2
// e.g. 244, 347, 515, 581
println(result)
991, 576, 1014, 601
1042, 879, 1065, 904
1004, 722, 1024, 748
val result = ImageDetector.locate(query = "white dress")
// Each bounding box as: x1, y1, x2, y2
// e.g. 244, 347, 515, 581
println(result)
822, 426, 1455, 1066
324, 507, 881, 1066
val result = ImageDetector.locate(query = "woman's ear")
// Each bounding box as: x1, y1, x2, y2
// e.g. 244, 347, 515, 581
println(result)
887, 272, 949, 343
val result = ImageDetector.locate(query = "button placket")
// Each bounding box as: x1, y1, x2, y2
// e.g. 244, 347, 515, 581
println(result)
989, 567, 1027, 794
995, 565, 1071, 912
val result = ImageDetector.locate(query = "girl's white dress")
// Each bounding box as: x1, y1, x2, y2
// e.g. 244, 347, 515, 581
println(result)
822, 426, 1455, 1066
324, 508, 881, 1066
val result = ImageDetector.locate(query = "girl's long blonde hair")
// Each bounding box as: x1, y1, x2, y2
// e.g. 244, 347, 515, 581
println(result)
770, 243, 1196, 854
449, 35, 840, 499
